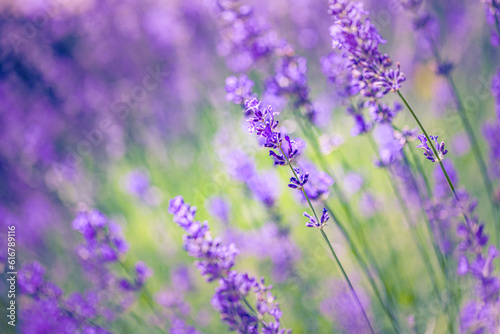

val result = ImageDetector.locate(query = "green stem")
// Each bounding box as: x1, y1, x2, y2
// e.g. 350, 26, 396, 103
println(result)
280, 146, 375, 334
397, 91, 457, 199
319, 228, 376, 334
289, 104, 401, 332
446, 76, 499, 235
324, 203, 400, 329
367, 135, 443, 298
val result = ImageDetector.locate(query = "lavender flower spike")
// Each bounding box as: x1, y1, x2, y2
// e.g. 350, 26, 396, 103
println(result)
304, 208, 330, 229
416, 134, 448, 162
288, 168, 309, 190
169, 196, 291, 333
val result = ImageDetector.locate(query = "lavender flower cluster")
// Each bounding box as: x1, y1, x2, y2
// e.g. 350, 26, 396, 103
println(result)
169, 196, 290, 334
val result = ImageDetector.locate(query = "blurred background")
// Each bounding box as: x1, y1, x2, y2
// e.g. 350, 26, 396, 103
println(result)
0, 0, 498, 333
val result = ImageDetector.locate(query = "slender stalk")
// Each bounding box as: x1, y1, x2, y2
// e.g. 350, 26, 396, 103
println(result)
446, 76, 499, 234
289, 104, 401, 331
447, 76, 493, 201
243, 296, 257, 315
325, 203, 401, 332
320, 228, 376, 334
399, 148, 447, 270
424, 28, 498, 228
367, 136, 443, 291
397, 91, 458, 199
279, 146, 375, 334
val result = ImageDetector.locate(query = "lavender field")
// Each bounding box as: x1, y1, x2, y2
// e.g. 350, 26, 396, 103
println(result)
1, 0, 500, 333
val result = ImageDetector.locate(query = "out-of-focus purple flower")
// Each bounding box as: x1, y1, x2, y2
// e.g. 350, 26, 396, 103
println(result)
481, 0, 500, 47
426, 197, 456, 256
401, 0, 424, 9
72, 210, 128, 267
304, 208, 329, 229
412, 12, 441, 55
454, 189, 500, 333
394, 126, 418, 146
373, 124, 403, 167
321, 279, 373, 333
343, 172, 363, 196
319, 133, 344, 155
435, 62, 454, 76
155, 284, 200, 334
299, 160, 334, 201
225, 75, 256, 105
265, 55, 310, 107
214, 0, 279, 72
207, 196, 231, 223
485, 123, 500, 177
484, 70, 500, 178
492, 70, 500, 118
359, 192, 379, 218
347, 104, 372, 137
18, 261, 45, 295
222, 149, 257, 183
247, 170, 281, 208
320, 52, 359, 98
368, 101, 402, 124
433, 160, 458, 198
18, 262, 112, 333
416, 134, 448, 162
125, 170, 150, 198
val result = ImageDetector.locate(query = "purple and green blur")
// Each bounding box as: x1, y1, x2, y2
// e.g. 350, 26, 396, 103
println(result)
1, 0, 500, 333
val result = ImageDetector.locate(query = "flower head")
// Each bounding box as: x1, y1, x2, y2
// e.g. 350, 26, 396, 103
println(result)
416, 134, 448, 162
288, 168, 309, 190
304, 208, 330, 229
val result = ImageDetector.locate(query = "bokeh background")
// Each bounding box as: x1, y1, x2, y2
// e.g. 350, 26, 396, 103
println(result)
0, 0, 499, 333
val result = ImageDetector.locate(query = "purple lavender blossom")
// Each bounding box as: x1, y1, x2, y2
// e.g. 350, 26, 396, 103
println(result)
299, 160, 334, 201
288, 168, 309, 190
368, 101, 402, 124
373, 125, 404, 167
433, 159, 459, 198
18, 261, 112, 334
207, 196, 231, 223
125, 170, 151, 198
481, 0, 500, 47
18, 261, 45, 295
72, 210, 129, 268
169, 195, 290, 333
269, 135, 301, 165
225, 75, 256, 105
320, 52, 359, 97
265, 55, 310, 107
224, 223, 301, 283
247, 170, 281, 208
304, 208, 330, 229
454, 190, 500, 332
321, 279, 373, 333
214, 0, 279, 72
328, 0, 406, 99
416, 134, 448, 162
492, 70, 500, 118
347, 103, 372, 137
484, 70, 500, 177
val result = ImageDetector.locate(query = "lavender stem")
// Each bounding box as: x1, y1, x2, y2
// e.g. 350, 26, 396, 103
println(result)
280, 146, 376, 334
